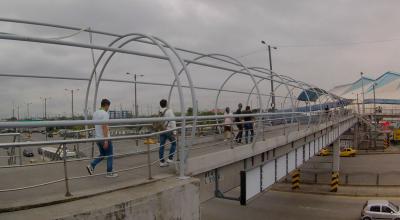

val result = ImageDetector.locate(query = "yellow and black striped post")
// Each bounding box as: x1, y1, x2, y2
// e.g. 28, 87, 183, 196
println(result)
330, 171, 339, 192
384, 138, 390, 148
291, 169, 300, 190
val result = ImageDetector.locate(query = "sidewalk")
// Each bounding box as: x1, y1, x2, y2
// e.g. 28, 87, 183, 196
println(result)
271, 182, 400, 197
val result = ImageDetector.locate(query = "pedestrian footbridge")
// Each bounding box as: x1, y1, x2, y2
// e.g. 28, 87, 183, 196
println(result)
0, 18, 357, 219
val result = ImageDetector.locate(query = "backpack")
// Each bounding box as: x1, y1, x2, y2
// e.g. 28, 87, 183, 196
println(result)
152, 109, 169, 132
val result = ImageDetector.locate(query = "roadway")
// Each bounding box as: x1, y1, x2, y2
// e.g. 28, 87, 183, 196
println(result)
201, 190, 386, 220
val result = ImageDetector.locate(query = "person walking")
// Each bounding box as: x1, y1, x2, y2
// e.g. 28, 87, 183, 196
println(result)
234, 103, 243, 143
223, 107, 234, 141
86, 99, 118, 178
158, 99, 177, 167
243, 106, 255, 144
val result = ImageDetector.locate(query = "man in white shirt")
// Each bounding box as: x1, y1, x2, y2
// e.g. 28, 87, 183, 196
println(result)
86, 99, 118, 178
158, 99, 177, 167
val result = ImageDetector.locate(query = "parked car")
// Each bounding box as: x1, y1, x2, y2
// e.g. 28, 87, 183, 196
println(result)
23, 148, 34, 157
318, 147, 357, 157
361, 200, 400, 220
318, 147, 330, 156
340, 147, 357, 157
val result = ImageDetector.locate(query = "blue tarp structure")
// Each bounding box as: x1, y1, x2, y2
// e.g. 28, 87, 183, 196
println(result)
297, 88, 327, 102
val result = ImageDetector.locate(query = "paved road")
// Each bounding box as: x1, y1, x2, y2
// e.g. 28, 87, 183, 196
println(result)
201, 190, 400, 220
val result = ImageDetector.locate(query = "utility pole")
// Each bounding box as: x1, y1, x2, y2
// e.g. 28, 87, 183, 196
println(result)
26, 102, 32, 119
17, 105, 20, 120
360, 72, 365, 114
65, 89, 79, 119
126, 72, 144, 117
12, 102, 15, 119
40, 97, 51, 119
261, 41, 277, 112
373, 83, 377, 114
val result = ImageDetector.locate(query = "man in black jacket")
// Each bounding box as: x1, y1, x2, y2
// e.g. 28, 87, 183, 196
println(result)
235, 103, 243, 143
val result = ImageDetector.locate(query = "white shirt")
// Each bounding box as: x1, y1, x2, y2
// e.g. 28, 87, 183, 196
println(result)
159, 107, 176, 132
93, 109, 110, 138
224, 112, 234, 125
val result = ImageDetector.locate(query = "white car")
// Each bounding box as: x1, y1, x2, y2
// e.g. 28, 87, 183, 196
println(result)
361, 200, 400, 220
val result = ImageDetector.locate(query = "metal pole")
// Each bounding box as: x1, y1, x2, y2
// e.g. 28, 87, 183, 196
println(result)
360, 72, 365, 114
44, 98, 47, 119
147, 140, 152, 180
134, 74, 138, 117
62, 144, 72, 197
17, 105, 20, 120
71, 90, 74, 120
12, 102, 15, 119
373, 84, 376, 113
356, 94, 360, 114
268, 45, 275, 112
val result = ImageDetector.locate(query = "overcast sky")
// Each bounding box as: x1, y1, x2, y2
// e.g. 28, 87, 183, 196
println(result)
1, 0, 400, 119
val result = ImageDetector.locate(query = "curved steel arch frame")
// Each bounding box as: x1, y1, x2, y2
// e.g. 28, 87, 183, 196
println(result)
166, 53, 264, 147
85, 33, 195, 178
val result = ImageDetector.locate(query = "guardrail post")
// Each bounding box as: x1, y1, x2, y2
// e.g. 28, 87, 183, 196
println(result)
146, 137, 153, 180
62, 144, 72, 197
376, 174, 380, 186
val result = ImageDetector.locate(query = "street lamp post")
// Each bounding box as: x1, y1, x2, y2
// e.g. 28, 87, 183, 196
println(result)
360, 72, 365, 114
26, 102, 32, 119
40, 97, 51, 119
17, 105, 20, 120
372, 83, 377, 113
65, 89, 79, 119
126, 72, 144, 117
261, 41, 277, 112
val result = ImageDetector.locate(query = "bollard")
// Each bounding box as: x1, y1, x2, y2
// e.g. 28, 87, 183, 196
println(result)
330, 171, 339, 192
384, 138, 389, 148
291, 169, 300, 190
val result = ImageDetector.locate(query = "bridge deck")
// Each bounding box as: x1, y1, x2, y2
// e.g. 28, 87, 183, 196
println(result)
0, 123, 308, 211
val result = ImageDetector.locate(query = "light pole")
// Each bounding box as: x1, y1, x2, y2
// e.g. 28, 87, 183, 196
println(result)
261, 40, 277, 112
372, 82, 377, 113
126, 72, 144, 117
65, 89, 79, 119
40, 97, 51, 119
26, 102, 32, 119
360, 72, 365, 114
17, 105, 20, 120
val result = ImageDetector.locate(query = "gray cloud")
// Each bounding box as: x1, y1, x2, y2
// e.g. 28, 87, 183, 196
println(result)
1, 0, 400, 119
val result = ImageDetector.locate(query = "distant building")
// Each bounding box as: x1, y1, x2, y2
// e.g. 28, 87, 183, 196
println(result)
109, 110, 129, 119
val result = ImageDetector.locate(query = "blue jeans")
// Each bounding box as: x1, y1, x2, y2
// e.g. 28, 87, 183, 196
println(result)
159, 132, 176, 162
244, 123, 254, 144
90, 141, 113, 173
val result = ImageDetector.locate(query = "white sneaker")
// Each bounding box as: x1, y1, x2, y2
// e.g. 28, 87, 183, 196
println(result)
167, 159, 174, 164
86, 165, 94, 175
160, 162, 169, 167
106, 172, 118, 178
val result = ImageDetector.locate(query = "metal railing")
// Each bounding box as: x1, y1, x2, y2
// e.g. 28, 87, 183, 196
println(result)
0, 110, 352, 201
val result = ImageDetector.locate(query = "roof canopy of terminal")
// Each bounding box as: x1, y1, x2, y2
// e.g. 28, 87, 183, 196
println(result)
330, 71, 400, 104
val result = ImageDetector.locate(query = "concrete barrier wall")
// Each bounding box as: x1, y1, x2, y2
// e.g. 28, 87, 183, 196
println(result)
1, 177, 200, 220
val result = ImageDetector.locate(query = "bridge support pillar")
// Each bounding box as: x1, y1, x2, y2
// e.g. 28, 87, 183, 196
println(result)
353, 123, 359, 149
331, 139, 340, 192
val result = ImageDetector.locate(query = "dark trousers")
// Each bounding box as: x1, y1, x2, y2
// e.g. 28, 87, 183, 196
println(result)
235, 124, 243, 143
244, 123, 254, 144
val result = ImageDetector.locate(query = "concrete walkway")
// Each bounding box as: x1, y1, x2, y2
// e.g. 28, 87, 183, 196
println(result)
0, 123, 302, 211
